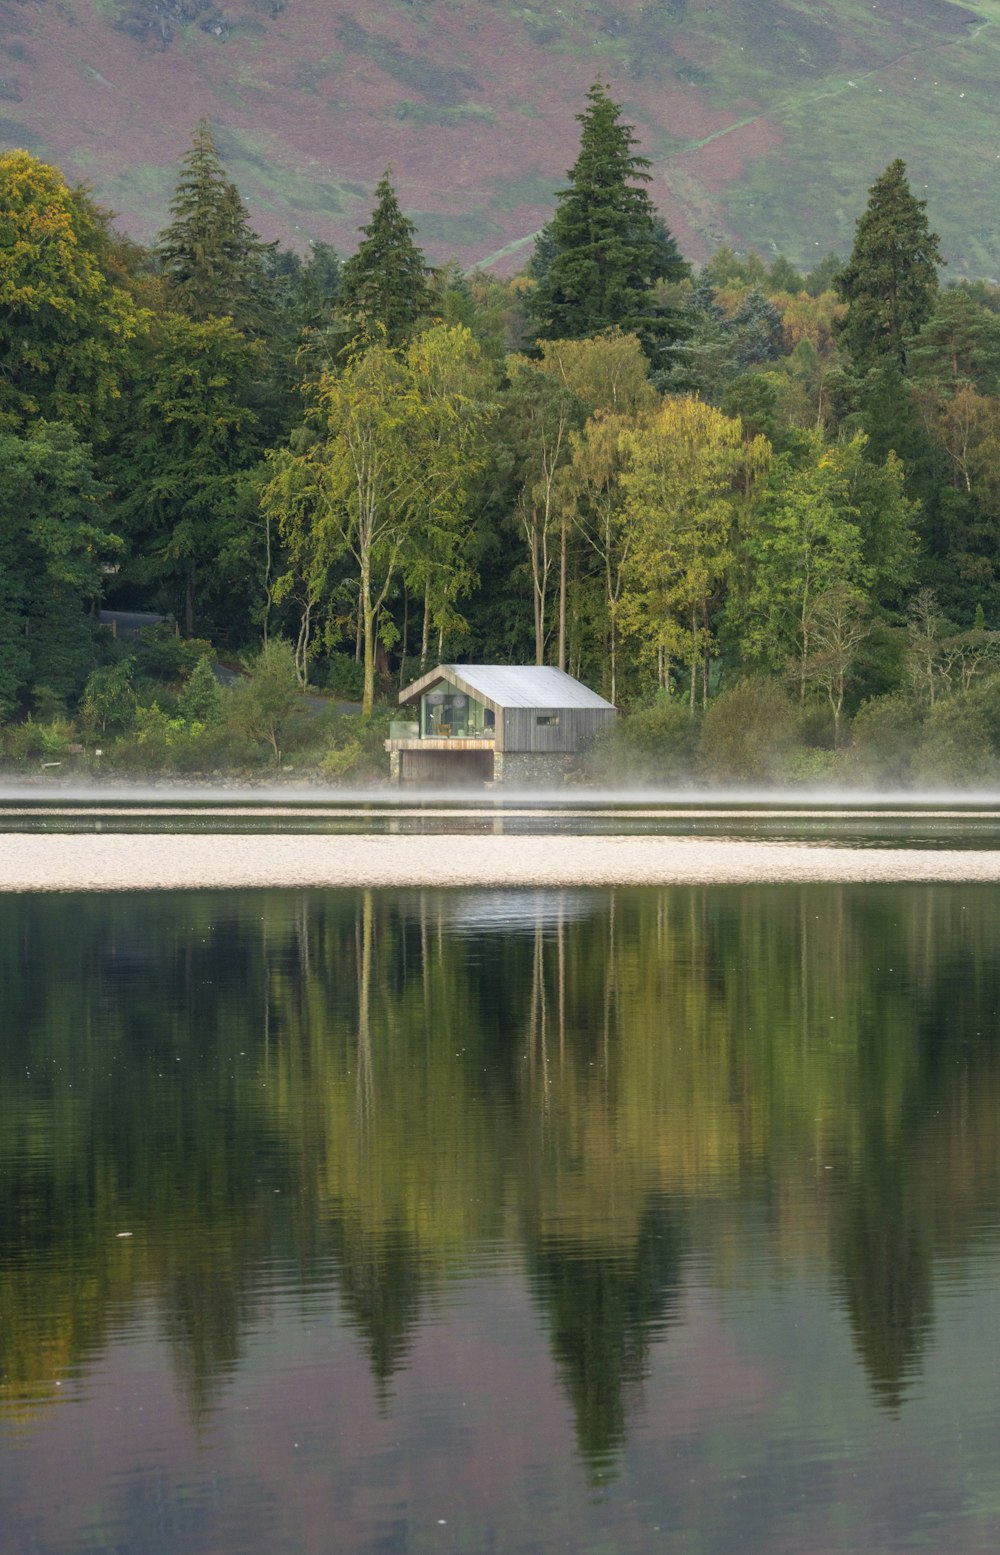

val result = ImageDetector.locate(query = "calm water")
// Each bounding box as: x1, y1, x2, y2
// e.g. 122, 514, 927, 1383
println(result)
4, 883, 1000, 1553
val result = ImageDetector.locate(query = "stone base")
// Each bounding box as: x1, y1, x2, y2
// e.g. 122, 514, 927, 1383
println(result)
491, 752, 578, 787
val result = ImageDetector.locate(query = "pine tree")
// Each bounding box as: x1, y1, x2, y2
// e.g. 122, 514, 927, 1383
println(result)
156, 120, 276, 336
531, 82, 686, 349
836, 159, 942, 373
731, 286, 782, 371
339, 170, 430, 347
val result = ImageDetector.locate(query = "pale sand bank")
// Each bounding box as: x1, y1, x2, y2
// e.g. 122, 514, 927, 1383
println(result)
3, 833, 1000, 890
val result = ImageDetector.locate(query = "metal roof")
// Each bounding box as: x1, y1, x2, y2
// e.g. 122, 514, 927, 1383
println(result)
401, 664, 615, 711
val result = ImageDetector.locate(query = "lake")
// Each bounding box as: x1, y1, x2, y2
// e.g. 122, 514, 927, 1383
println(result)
3, 815, 1000, 1551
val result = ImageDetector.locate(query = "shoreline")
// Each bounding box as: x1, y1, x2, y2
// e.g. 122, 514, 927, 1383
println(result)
4, 832, 1000, 890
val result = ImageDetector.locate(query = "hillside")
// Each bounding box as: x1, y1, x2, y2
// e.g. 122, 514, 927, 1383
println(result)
3, 0, 1000, 273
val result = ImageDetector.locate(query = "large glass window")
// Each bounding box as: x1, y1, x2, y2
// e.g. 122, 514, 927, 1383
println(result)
420, 689, 493, 738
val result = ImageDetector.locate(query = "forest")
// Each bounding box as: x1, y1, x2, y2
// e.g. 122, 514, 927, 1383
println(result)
4, 82, 1000, 784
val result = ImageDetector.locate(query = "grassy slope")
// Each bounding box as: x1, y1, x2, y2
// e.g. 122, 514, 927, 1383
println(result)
2, 0, 999, 273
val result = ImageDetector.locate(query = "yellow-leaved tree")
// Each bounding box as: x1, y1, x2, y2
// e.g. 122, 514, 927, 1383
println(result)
264, 325, 493, 713
619, 396, 769, 710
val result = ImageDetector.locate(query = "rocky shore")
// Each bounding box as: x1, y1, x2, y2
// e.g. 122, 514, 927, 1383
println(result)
3, 832, 1000, 891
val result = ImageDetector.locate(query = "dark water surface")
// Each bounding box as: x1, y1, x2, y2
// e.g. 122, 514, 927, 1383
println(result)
4, 884, 1000, 1553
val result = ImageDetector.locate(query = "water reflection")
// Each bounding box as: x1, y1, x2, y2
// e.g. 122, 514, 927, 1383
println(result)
2, 885, 1000, 1550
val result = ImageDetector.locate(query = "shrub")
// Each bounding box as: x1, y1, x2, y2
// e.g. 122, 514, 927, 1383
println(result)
698, 676, 796, 783
81, 659, 136, 735
324, 653, 365, 702
134, 626, 214, 684
587, 692, 700, 784
231, 638, 301, 765
913, 692, 995, 788
177, 656, 224, 726
320, 709, 392, 783
850, 693, 924, 787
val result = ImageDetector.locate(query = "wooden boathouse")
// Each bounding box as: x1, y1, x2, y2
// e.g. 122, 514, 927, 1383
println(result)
386, 664, 617, 785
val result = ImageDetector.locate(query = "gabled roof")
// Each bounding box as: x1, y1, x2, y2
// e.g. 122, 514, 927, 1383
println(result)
400, 664, 615, 711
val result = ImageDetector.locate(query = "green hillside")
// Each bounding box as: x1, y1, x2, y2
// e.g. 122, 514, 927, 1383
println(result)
2, 0, 1000, 270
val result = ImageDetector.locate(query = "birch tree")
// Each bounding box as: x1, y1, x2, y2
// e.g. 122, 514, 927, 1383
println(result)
620, 397, 767, 710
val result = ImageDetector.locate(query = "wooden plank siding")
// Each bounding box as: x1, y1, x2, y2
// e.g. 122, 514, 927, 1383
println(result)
499, 706, 615, 754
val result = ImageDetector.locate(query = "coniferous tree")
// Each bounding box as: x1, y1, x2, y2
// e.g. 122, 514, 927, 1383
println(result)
531, 81, 686, 352
836, 159, 942, 373
339, 170, 430, 347
156, 120, 276, 337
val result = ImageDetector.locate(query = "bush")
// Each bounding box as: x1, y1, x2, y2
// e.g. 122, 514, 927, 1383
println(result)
177, 656, 223, 726
134, 626, 214, 684
320, 709, 392, 783
698, 676, 796, 783
231, 639, 301, 765
81, 659, 136, 736
324, 653, 365, 702
586, 692, 700, 784
913, 692, 996, 788
2, 716, 77, 762
850, 693, 924, 787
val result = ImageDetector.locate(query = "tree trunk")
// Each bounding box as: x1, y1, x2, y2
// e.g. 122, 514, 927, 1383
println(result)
361, 563, 376, 717
558, 518, 567, 672
399, 586, 408, 690
702, 600, 709, 708
689, 605, 698, 715
609, 606, 617, 707
295, 598, 311, 688
185, 564, 195, 638
421, 578, 430, 671
262, 514, 272, 645
532, 506, 543, 665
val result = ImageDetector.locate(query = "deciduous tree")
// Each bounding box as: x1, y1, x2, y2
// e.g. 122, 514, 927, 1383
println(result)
0, 150, 144, 434
620, 397, 766, 710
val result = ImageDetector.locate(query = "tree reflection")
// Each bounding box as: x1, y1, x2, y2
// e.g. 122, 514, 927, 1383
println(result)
2, 884, 1000, 1463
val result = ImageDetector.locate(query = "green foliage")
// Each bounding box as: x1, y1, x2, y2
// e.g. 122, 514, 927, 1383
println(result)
836, 160, 942, 374
0, 420, 119, 716
913, 691, 995, 788
177, 655, 223, 725
323, 653, 365, 702
232, 637, 301, 763
110, 309, 262, 634
587, 691, 699, 784
0, 150, 145, 434
133, 627, 214, 683
339, 170, 430, 347
850, 692, 924, 787
156, 120, 277, 338
531, 82, 686, 360
697, 675, 796, 783
320, 708, 391, 782
81, 659, 136, 735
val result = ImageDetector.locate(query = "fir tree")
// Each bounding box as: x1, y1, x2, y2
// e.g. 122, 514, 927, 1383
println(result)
339, 170, 430, 347
731, 286, 782, 371
156, 120, 276, 337
836, 159, 942, 373
531, 81, 686, 351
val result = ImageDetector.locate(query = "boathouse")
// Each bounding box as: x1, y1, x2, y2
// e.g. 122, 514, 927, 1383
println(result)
386, 664, 617, 785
